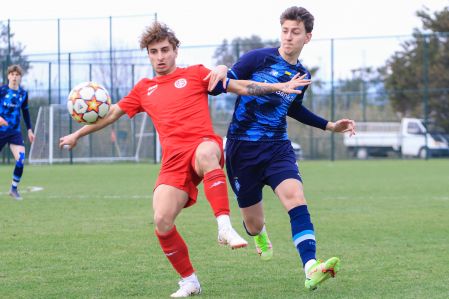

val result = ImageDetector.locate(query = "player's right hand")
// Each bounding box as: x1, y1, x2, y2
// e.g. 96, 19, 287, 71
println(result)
204, 65, 228, 91
59, 134, 77, 150
278, 73, 311, 94
0, 116, 8, 127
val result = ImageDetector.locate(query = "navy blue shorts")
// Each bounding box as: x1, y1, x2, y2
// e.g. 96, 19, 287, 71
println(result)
225, 139, 302, 208
0, 132, 24, 151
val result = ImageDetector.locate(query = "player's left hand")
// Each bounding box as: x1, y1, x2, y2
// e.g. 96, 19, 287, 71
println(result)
28, 129, 35, 143
330, 119, 356, 136
204, 65, 228, 91
279, 73, 311, 94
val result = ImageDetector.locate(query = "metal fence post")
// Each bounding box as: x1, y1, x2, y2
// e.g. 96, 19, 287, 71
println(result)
422, 34, 429, 160
68, 52, 73, 164
330, 38, 335, 161
48, 62, 52, 105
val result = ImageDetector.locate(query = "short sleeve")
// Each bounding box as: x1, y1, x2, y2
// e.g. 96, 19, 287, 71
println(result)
227, 48, 266, 80
195, 64, 227, 96
117, 81, 145, 118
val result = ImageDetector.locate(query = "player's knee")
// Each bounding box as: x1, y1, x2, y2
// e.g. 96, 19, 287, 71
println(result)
282, 188, 304, 203
153, 212, 175, 233
196, 149, 218, 165
196, 149, 220, 169
243, 219, 264, 235
16, 152, 25, 167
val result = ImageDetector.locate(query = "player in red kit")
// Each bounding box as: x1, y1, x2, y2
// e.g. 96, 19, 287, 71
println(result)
59, 22, 311, 298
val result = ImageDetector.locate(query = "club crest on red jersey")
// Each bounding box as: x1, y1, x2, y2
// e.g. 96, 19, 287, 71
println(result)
174, 78, 187, 89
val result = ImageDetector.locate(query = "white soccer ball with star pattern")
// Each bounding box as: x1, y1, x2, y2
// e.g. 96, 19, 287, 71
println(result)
67, 82, 111, 124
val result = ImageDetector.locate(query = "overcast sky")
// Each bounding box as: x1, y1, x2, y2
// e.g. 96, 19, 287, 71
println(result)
1, 0, 446, 41
1, 0, 448, 81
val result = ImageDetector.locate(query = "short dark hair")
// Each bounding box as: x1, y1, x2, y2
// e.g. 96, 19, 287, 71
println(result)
7, 64, 23, 76
280, 6, 314, 33
139, 22, 180, 52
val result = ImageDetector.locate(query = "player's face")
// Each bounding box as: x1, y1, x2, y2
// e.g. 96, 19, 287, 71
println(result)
147, 39, 178, 76
280, 20, 312, 59
7, 71, 22, 89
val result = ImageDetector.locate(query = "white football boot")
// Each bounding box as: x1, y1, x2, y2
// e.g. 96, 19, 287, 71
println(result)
170, 279, 202, 298
218, 227, 248, 249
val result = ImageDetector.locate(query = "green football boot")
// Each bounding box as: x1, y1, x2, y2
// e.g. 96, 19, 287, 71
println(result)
304, 257, 340, 290
254, 231, 273, 261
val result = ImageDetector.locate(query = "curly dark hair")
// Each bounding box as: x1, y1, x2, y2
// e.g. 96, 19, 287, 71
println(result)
139, 22, 180, 52
280, 6, 314, 33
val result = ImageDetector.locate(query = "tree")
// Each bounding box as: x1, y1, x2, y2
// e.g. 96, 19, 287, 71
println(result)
0, 22, 29, 81
213, 35, 278, 67
382, 6, 449, 131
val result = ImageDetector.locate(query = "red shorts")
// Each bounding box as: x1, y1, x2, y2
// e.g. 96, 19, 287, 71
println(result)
154, 135, 224, 208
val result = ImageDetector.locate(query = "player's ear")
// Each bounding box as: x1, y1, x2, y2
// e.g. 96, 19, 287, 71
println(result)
305, 32, 312, 44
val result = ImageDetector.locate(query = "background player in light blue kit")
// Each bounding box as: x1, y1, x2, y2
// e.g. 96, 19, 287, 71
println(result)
0, 65, 35, 200
221, 6, 356, 290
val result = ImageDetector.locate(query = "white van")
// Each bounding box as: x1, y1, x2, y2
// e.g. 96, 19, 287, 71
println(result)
344, 118, 449, 159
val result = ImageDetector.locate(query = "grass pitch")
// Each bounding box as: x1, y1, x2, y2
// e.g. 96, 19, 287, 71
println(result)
1, 160, 449, 298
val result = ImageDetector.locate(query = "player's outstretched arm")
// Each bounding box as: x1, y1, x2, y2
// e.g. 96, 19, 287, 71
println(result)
59, 104, 125, 150
326, 119, 356, 136
227, 73, 311, 96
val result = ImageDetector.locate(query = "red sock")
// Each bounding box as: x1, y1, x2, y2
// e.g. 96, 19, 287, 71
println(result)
203, 169, 230, 217
155, 226, 194, 278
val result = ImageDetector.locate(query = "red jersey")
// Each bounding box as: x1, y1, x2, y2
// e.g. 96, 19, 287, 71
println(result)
118, 64, 221, 154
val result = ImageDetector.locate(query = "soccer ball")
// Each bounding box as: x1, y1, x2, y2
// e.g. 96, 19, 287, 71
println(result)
67, 82, 111, 124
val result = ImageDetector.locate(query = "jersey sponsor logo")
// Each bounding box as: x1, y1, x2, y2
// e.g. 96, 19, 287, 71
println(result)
275, 90, 295, 102
147, 84, 158, 96
2, 102, 19, 108
174, 78, 187, 89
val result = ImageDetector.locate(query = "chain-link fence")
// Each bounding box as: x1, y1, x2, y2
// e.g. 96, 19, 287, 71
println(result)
1, 15, 448, 162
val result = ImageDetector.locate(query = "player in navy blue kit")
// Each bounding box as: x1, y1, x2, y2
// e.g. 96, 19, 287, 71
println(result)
221, 7, 356, 290
0, 65, 35, 200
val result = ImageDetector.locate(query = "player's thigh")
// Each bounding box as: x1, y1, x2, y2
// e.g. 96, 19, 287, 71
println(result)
274, 178, 307, 211
9, 144, 25, 161
225, 139, 265, 207
153, 184, 189, 227
194, 140, 222, 177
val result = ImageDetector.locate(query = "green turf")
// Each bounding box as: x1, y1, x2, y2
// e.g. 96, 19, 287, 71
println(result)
1, 160, 448, 298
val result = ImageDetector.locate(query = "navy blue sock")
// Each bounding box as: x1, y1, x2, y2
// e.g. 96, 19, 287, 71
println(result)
289, 205, 316, 266
12, 152, 25, 188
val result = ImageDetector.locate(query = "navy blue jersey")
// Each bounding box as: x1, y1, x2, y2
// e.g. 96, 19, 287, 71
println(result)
227, 47, 327, 141
0, 85, 32, 134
